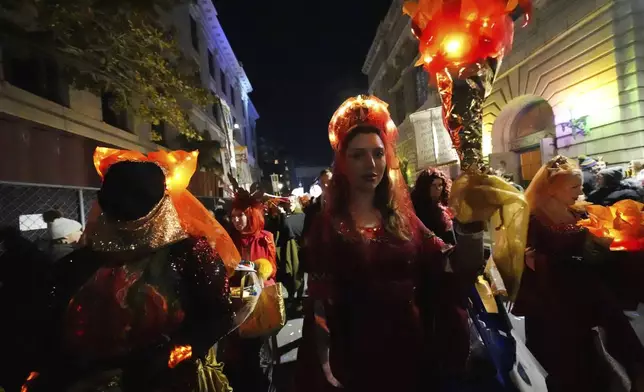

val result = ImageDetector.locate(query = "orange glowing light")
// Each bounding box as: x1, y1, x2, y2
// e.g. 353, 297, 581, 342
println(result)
21, 371, 39, 392
443, 34, 469, 59
328, 95, 397, 151
403, 0, 532, 77
577, 199, 644, 251
168, 345, 192, 368
93, 148, 198, 194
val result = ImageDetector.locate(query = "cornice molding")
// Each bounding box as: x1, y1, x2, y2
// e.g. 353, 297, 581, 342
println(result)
362, 0, 404, 74
196, 1, 253, 95
368, 24, 413, 93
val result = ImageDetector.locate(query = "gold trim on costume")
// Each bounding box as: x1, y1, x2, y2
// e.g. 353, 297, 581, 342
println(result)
89, 195, 188, 252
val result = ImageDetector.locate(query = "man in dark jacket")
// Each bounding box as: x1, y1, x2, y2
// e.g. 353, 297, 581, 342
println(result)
588, 167, 644, 206
579, 155, 599, 197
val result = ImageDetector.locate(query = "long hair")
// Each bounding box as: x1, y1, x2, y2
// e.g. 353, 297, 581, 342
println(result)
411, 168, 453, 234
326, 125, 414, 241
233, 205, 265, 235
412, 168, 451, 207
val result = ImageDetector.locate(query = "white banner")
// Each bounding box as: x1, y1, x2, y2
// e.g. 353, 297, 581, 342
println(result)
220, 100, 236, 170
410, 107, 459, 169
235, 146, 252, 187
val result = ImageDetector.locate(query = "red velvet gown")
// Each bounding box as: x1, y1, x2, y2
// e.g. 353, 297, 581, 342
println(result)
513, 214, 644, 392
295, 216, 475, 392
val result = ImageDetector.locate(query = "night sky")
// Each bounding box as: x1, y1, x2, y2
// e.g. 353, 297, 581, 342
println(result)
216, 0, 392, 166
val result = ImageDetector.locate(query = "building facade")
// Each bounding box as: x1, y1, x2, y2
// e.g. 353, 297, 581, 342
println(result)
0, 0, 258, 236
174, 0, 259, 187
484, 0, 644, 183
362, 0, 444, 179
257, 136, 293, 195
364, 0, 644, 185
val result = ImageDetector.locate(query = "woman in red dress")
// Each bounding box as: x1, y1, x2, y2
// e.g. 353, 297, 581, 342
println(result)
411, 167, 456, 245
513, 155, 644, 391
295, 95, 485, 392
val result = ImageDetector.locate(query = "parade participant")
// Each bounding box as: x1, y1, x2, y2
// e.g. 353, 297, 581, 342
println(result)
221, 180, 278, 392
513, 155, 644, 392
22, 148, 239, 392
411, 167, 456, 245
295, 95, 485, 392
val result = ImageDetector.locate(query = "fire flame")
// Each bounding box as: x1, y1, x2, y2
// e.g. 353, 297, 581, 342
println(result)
168, 345, 193, 369
577, 199, 644, 251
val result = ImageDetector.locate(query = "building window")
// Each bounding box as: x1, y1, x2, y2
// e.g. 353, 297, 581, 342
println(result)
152, 121, 168, 147
208, 50, 215, 78
190, 16, 199, 52
220, 70, 227, 95
211, 91, 220, 126
3, 51, 68, 107
101, 91, 130, 132
229, 84, 235, 106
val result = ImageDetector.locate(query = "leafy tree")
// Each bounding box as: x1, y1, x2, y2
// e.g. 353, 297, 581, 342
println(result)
177, 131, 224, 175
0, 0, 212, 141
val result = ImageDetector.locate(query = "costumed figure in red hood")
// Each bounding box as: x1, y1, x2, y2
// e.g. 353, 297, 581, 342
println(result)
20, 148, 240, 392
219, 177, 278, 392
294, 95, 486, 392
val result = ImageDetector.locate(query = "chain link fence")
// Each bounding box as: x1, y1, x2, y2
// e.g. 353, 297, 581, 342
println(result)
0, 182, 98, 244
0, 182, 231, 258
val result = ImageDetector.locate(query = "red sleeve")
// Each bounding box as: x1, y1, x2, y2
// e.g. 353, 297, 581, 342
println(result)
305, 216, 334, 300
414, 218, 472, 374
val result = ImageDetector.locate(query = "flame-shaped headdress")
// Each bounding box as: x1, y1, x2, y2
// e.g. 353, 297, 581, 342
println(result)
89, 147, 240, 273
228, 174, 265, 211
328, 95, 398, 152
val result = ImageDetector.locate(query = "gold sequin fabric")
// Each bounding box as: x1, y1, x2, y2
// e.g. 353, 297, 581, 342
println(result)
89, 195, 188, 252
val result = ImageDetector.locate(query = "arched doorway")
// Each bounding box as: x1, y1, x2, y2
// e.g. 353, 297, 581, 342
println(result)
491, 95, 555, 183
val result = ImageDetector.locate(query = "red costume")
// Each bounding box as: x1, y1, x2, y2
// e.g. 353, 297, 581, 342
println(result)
295, 95, 482, 392
22, 148, 239, 392
513, 156, 644, 392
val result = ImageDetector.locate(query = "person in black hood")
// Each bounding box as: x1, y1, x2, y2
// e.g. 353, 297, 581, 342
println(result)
587, 167, 644, 206
578, 155, 599, 197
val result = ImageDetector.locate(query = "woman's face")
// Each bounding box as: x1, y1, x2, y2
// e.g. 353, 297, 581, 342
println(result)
550, 173, 583, 206
344, 132, 387, 194
429, 178, 444, 202
231, 209, 248, 232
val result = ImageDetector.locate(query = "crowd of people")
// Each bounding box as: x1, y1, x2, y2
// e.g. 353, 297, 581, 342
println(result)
1, 95, 644, 392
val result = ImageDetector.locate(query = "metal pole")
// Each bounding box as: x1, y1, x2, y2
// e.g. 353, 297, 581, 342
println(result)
78, 188, 86, 228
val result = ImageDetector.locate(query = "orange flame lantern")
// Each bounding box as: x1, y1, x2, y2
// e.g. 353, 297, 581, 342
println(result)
168, 345, 193, 368
577, 199, 644, 251
404, 0, 532, 170
404, 0, 531, 77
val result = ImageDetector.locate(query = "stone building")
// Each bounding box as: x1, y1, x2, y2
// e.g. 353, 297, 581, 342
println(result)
364, 0, 644, 185
485, 0, 644, 182
362, 0, 451, 179
0, 0, 259, 236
